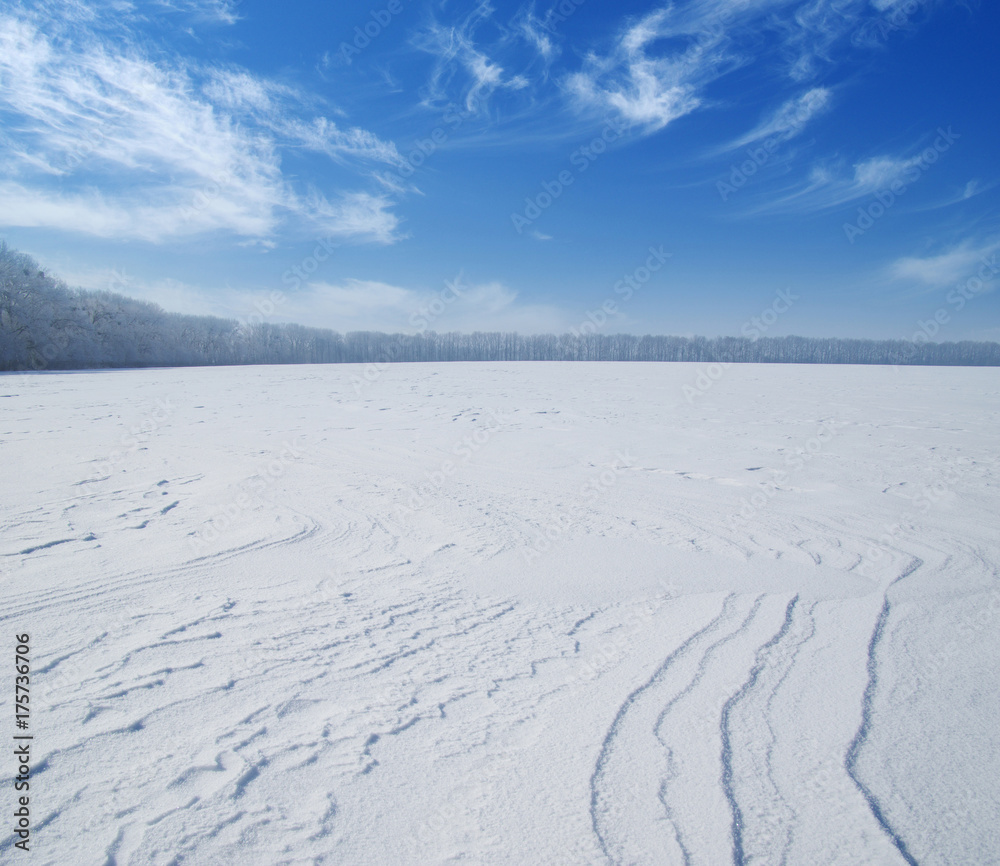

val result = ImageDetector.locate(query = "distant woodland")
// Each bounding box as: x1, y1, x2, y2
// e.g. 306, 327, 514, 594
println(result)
3, 241, 999, 371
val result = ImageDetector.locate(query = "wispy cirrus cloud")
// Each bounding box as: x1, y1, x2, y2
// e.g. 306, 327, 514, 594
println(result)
557, 0, 941, 139
395, 0, 946, 163
888, 237, 1000, 289
150, 0, 242, 25
414, 3, 536, 115
851, 0, 940, 49
115, 274, 569, 334
564, 7, 725, 134
746, 150, 937, 214
0, 181, 401, 245
304, 191, 403, 245
510, 4, 557, 63
723, 87, 832, 151
202, 69, 405, 167
0, 5, 403, 244
0, 182, 276, 242
267, 277, 568, 334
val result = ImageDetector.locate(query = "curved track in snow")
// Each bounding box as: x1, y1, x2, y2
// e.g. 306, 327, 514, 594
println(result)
1, 363, 997, 864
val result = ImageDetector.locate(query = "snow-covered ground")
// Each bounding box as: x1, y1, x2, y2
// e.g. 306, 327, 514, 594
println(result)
2, 362, 998, 865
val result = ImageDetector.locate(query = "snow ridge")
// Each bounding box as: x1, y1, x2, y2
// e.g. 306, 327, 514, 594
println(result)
651, 596, 768, 863
719, 594, 799, 866
845, 557, 924, 866
589, 594, 737, 863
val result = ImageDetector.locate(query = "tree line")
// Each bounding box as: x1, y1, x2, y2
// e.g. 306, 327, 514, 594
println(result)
2, 241, 999, 371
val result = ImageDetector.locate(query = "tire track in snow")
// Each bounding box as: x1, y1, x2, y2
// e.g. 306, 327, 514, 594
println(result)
845, 556, 924, 866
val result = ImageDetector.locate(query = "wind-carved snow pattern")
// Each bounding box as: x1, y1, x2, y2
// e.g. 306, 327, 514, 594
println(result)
1, 363, 997, 864
844, 556, 924, 866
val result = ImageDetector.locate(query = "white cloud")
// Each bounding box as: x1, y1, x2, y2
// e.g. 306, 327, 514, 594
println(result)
202, 69, 291, 112
202, 69, 405, 168
851, 0, 939, 48
512, 5, 556, 61
748, 150, 936, 214
0, 181, 401, 245
961, 180, 988, 200
298, 280, 415, 320
889, 238, 1000, 289
0, 7, 403, 244
414, 3, 544, 115
780, 0, 943, 78
725, 87, 832, 150
560, 0, 942, 137
0, 182, 273, 241
60, 267, 571, 335
564, 7, 716, 134
278, 117, 405, 168
850, 155, 923, 192
901, 178, 997, 214
47, 264, 238, 317
283, 278, 569, 334
416, 6, 502, 113
304, 191, 403, 245
152, 0, 242, 25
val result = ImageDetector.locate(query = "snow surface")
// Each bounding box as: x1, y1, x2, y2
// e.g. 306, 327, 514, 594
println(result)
2, 362, 999, 865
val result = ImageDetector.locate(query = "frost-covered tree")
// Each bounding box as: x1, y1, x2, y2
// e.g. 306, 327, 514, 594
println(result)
2, 241, 999, 371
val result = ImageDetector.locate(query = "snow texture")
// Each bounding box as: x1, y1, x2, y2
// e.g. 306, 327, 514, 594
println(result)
2, 362, 998, 864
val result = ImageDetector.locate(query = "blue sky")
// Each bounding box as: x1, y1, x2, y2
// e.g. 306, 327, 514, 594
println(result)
1, 0, 998, 341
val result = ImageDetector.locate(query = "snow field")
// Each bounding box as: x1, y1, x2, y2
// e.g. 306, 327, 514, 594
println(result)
1, 362, 998, 864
